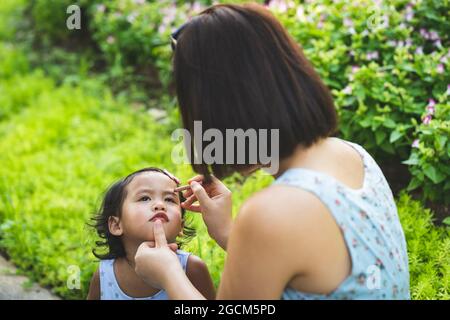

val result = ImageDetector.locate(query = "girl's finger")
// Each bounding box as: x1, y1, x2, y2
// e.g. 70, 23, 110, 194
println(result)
153, 220, 168, 248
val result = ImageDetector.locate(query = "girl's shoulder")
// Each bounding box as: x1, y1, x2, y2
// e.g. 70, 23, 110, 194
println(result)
184, 253, 216, 300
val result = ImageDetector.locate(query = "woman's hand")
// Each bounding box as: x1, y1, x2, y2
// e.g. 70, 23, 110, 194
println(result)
181, 175, 233, 250
134, 220, 183, 289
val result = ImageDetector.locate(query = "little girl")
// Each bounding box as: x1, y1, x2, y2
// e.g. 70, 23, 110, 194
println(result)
87, 167, 215, 300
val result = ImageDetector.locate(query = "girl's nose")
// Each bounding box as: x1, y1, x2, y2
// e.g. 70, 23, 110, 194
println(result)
152, 201, 166, 212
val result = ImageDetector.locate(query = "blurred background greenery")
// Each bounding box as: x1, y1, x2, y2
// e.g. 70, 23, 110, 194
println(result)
0, 0, 448, 299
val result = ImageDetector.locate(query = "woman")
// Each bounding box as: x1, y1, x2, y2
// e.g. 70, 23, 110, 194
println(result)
134, 3, 410, 299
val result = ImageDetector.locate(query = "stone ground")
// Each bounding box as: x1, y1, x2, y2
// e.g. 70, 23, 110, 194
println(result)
0, 254, 60, 300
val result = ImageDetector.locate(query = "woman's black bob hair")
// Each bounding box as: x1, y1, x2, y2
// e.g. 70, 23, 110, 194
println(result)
89, 167, 195, 260
172, 3, 338, 180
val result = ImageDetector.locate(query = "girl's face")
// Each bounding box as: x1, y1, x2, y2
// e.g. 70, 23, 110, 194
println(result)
113, 171, 183, 244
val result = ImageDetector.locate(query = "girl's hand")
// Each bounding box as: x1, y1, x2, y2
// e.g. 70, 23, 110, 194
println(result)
134, 220, 183, 289
181, 175, 232, 250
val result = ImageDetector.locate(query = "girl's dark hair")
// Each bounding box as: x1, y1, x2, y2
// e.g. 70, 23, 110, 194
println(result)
89, 167, 195, 260
173, 3, 338, 179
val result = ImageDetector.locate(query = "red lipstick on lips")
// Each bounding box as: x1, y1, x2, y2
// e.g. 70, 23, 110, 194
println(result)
149, 212, 169, 222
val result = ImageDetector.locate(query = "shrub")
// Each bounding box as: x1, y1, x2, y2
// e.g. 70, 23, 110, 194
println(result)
270, 0, 449, 203
403, 89, 450, 204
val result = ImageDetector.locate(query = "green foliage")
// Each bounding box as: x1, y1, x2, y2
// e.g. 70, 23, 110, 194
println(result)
403, 92, 450, 204
0, 0, 26, 41
397, 192, 450, 299
271, 0, 450, 203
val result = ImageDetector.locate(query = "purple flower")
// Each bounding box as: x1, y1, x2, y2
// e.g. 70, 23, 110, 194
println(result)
436, 64, 444, 74
296, 7, 305, 20
412, 139, 419, 148
268, 0, 288, 13
126, 12, 138, 24
415, 46, 423, 55
426, 105, 435, 115
158, 24, 167, 34
97, 4, 106, 13
106, 36, 115, 44
387, 40, 397, 47
344, 17, 353, 28
342, 85, 353, 95
422, 115, 432, 125
405, 5, 414, 21
191, 1, 204, 13
366, 51, 379, 60
429, 30, 439, 41
348, 65, 360, 80
420, 28, 429, 39
352, 65, 360, 73
427, 99, 436, 108
134, 0, 145, 4
434, 40, 442, 48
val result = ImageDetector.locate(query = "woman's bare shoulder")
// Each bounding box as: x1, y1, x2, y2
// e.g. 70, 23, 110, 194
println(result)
235, 184, 344, 273
241, 184, 329, 224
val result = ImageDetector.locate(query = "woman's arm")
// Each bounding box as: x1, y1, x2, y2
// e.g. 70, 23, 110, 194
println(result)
86, 269, 100, 300
163, 268, 206, 300
216, 187, 315, 299
186, 255, 216, 300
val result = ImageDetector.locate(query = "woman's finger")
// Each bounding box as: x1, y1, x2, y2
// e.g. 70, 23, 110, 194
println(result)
181, 194, 203, 212
153, 220, 168, 248
168, 243, 178, 252
146, 241, 178, 252
184, 204, 202, 212
187, 175, 204, 183
182, 194, 198, 207
182, 188, 193, 198
190, 181, 212, 205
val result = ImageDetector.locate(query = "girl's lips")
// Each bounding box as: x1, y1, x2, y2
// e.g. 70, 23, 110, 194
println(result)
149, 212, 169, 222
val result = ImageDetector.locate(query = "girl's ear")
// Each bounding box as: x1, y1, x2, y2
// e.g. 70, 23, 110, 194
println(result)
108, 216, 123, 236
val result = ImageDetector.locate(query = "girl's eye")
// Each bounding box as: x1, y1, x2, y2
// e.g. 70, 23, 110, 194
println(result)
139, 196, 151, 202
165, 198, 176, 203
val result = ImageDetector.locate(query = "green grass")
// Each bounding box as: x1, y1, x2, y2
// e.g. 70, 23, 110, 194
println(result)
397, 193, 450, 300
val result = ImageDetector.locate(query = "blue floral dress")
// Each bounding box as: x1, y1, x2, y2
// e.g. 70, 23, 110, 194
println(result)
274, 139, 410, 300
